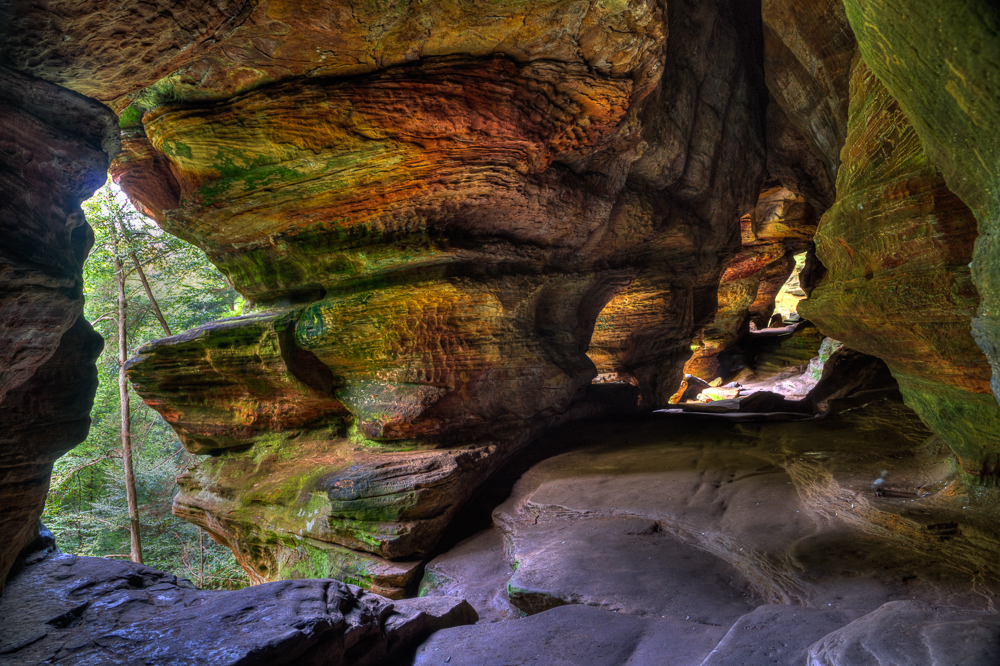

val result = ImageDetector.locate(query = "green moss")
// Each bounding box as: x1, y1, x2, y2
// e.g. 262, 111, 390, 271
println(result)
118, 105, 144, 129
276, 540, 376, 587
896, 377, 1000, 475
417, 569, 453, 597
161, 139, 193, 159
198, 149, 302, 203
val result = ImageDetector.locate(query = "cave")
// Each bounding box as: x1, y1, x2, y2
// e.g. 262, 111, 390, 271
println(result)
1, 0, 1000, 663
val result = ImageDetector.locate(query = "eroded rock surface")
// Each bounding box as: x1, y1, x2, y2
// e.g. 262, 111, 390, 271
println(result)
104, 0, 768, 590
682, 186, 814, 382
799, 58, 1000, 474
413, 604, 729, 666
673, 0, 855, 385
808, 601, 1000, 666
414, 399, 1000, 664
842, 0, 1000, 405
0, 66, 114, 591
0, 529, 476, 665
762, 0, 856, 214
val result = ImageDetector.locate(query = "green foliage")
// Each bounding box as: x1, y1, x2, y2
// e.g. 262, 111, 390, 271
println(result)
42, 185, 248, 589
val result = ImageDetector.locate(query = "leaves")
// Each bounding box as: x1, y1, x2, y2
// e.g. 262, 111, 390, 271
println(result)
43, 184, 248, 589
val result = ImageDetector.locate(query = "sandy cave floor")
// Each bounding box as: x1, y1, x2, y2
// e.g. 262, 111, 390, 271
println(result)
410, 398, 1000, 665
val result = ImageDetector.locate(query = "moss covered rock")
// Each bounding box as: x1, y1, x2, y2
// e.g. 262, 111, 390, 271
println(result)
800, 59, 1000, 475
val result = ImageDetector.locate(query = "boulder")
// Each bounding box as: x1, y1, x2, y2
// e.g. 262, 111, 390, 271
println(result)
0, 531, 476, 665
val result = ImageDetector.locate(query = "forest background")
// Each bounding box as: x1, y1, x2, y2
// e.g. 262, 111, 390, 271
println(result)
41, 185, 250, 589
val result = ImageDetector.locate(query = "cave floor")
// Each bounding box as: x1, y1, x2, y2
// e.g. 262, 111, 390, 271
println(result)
413, 398, 1000, 665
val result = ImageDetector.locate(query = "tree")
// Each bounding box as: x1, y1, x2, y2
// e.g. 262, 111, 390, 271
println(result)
42, 184, 248, 588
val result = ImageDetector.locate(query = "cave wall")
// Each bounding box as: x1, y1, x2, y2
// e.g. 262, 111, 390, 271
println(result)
761, 0, 855, 215
799, 58, 1000, 475
0, 66, 115, 591
99, 0, 769, 593
0, 0, 999, 597
665, 0, 851, 384
682, 185, 813, 381
842, 0, 1000, 403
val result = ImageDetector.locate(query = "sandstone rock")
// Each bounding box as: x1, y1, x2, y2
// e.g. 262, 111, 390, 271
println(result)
0, 65, 115, 591
0, 534, 476, 665
806, 348, 900, 415
0, 0, 255, 101
481, 402, 1000, 616
700, 605, 863, 666
683, 186, 816, 382
708, 0, 859, 398
416, 402, 1000, 662
412, 604, 730, 666
500, 515, 760, 623
807, 600, 1000, 666
762, 0, 856, 214
842, 0, 1000, 406
111, 0, 767, 588
798, 59, 1000, 475
746, 320, 826, 377
417, 527, 519, 623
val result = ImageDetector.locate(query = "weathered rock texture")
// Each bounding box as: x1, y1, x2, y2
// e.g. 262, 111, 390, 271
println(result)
669, 0, 854, 384
761, 0, 856, 214
414, 603, 731, 666
2, 2, 999, 637
799, 59, 1000, 475
842, 0, 1000, 404
682, 185, 814, 381
808, 601, 1000, 666
96, 0, 769, 591
415, 400, 1000, 664
0, 528, 476, 665
0, 66, 115, 591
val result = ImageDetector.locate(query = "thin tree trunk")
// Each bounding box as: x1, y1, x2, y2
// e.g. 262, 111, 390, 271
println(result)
77, 473, 82, 551
131, 253, 171, 336
112, 251, 143, 565
199, 528, 205, 588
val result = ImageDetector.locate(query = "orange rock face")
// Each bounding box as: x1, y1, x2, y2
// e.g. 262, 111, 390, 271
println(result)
107, 0, 769, 591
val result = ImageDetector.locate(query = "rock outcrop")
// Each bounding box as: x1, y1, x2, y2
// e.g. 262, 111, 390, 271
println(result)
761, 0, 856, 214
0, 527, 476, 665
101, 0, 768, 591
682, 185, 815, 381
1, 10, 1000, 659
668, 0, 854, 384
415, 398, 1000, 664
799, 59, 1000, 475
0, 66, 115, 591
842, 0, 1000, 404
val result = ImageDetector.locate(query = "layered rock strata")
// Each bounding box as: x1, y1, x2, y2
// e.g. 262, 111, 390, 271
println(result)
843, 0, 1000, 403
0, 66, 115, 591
800, 60, 1000, 475
681, 185, 815, 381
112, 0, 767, 592
416, 399, 1000, 663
